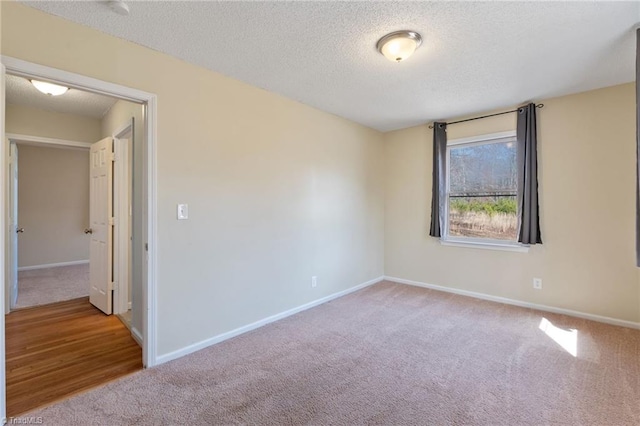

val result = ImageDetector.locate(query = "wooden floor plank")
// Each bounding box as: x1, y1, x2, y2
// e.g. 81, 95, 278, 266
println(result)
5, 297, 142, 416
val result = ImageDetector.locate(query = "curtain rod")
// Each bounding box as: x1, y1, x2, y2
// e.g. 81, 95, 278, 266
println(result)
428, 104, 544, 129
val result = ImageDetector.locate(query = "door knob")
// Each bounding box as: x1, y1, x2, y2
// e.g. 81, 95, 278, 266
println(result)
84, 228, 93, 234
16, 228, 24, 234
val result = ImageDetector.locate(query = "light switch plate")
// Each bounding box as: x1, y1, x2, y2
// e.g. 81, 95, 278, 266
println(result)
177, 204, 188, 220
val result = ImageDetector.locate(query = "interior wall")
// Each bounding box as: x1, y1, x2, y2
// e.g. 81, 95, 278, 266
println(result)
384, 83, 640, 323
16, 145, 90, 268
6, 103, 101, 142
1, 3, 385, 356
101, 100, 144, 334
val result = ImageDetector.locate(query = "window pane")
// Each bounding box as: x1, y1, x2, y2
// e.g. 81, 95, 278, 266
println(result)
448, 140, 517, 241
449, 141, 516, 195
449, 195, 518, 240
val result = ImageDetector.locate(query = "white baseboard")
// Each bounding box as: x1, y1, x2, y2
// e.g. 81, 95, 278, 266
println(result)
131, 327, 143, 347
18, 259, 89, 271
156, 275, 385, 365
385, 276, 640, 330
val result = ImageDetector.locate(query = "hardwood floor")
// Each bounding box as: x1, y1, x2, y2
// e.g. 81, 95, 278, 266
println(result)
5, 297, 142, 416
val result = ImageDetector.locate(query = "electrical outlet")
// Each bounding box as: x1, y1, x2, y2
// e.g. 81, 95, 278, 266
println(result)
533, 278, 543, 290
311, 276, 317, 288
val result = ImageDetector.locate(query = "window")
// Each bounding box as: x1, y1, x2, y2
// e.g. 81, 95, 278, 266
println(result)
445, 132, 518, 244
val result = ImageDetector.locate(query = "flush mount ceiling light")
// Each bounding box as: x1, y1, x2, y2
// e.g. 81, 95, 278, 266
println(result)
376, 30, 423, 63
30, 80, 69, 96
107, 0, 130, 16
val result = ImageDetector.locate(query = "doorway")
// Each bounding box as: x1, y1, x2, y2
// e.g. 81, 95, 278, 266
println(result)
5, 76, 137, 319
11, 141, 92, 309
4, 75, 142, 416
0, 56, 158, 418
7, 136, 135, 315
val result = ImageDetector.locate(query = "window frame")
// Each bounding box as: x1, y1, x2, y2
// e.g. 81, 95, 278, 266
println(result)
442, 131, 529, 252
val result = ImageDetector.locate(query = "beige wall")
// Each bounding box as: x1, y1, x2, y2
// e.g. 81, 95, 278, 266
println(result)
6, 104, 101, 142
17, 145, 89, 267
1, 3, 385, 356
6, 104, 100, 268
385, 83, 640, 322
101, 100, 144, 334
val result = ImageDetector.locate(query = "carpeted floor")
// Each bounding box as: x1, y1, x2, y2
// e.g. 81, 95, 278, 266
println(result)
24, 281, 640, 425
16, 264, 90, 309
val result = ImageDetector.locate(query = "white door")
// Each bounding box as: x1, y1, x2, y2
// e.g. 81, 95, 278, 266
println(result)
89, 137, 114, 315
112, 135, 130, 315
8, 142, 18, 309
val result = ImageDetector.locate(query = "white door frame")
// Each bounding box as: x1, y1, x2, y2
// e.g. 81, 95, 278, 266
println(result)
6, 133, 136, 322
6, 134, 92, 150
4, 134, 92, 315
113, 120, 133, 316
0, 55, 158, 419
7, 141, 17, 314
0, 63, 6, 419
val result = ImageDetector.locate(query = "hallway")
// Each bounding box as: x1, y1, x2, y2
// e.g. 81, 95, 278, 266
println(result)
16, 264, 89, 309
5, 297, 142, 416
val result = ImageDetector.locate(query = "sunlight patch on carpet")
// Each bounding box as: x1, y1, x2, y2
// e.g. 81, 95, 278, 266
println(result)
539, 317, 577, 357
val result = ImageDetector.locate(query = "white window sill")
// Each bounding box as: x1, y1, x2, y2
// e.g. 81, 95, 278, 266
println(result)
440, 239, 529, 253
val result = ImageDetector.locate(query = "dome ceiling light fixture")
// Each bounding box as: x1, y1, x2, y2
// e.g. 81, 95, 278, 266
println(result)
30, 79, 70, 96
376, 30, 423, 63
107, 1, 130, 16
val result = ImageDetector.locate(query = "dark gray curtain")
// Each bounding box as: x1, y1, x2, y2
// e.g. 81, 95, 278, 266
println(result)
429, 122, 447, 237
516, 104, 542, 244
636, 29, 640, 266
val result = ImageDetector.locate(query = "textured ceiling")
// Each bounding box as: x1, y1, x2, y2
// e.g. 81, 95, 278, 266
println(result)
21, 1, 640, 131
5, 74, 117, 119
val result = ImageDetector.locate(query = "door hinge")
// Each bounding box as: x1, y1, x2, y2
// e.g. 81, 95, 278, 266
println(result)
109, 281, 115, 291
110, 152, 116, 162
109, 217, 115, 226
